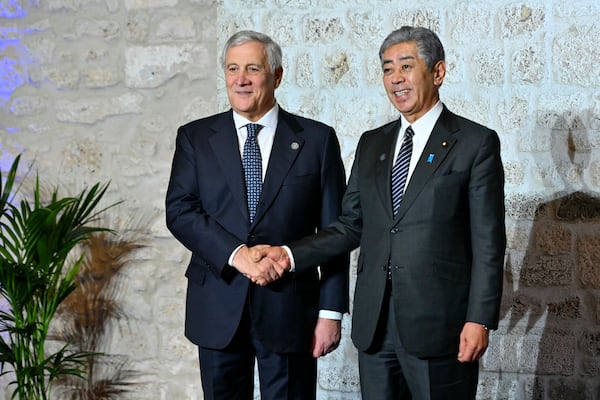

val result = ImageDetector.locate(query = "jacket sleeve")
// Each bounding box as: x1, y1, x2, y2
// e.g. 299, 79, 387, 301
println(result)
465, 129, 506, 329
165, 125, 243, 279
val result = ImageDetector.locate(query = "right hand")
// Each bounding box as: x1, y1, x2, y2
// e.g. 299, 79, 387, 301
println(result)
248, 245, 291, 270
232, 245, 288, 286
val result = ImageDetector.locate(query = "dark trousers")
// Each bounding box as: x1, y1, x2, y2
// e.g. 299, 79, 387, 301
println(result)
197, 304, 316, 400
358, 289, 479, 400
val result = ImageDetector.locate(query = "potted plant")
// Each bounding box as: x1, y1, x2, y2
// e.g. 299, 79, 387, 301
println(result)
0, 154, 111, 400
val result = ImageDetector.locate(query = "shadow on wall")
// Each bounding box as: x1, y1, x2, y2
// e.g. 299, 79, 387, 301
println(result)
502, 111, 600, 399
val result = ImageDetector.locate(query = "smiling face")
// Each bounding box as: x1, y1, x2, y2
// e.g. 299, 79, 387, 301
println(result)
224, 40, 283, 122
382, 41, 445, 123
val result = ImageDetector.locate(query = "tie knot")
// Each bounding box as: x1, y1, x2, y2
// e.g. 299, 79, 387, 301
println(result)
405, 126, 415, 138
247, 123, 262, 139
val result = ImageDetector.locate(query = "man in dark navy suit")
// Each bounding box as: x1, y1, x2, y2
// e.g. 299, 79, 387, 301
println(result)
165, 30, 348, 400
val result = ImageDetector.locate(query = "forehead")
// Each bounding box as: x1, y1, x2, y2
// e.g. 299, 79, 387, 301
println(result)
382, 41, 421, 62
225, 41, 268, 63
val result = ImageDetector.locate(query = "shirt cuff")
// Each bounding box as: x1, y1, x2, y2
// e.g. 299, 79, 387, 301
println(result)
229, 244, 246, 266
318, 310, 343, 320
281, 245, 296, 272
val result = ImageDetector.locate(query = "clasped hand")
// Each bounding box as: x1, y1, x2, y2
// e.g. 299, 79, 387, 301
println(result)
232, 245, 291, 286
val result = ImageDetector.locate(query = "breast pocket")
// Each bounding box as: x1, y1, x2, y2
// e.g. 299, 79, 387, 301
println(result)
428, 171, 469, 218
281, 171, 318, 187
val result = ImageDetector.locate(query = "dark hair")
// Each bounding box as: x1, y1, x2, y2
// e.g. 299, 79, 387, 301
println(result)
220, 30, 282, 72
379, 26, 445, 70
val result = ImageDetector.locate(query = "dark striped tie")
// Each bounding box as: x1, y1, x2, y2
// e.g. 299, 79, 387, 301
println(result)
391, 126, 414, 215
243, 123, 263, 223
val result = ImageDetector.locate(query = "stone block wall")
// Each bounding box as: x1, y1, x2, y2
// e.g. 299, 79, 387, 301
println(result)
1, 0, 600, 399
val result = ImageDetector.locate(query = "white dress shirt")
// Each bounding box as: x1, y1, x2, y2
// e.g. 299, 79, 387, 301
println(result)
392, 100, 444, 191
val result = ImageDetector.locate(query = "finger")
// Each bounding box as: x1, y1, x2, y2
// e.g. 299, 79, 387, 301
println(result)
272, 260, 287, 277
248, 246, 266, 262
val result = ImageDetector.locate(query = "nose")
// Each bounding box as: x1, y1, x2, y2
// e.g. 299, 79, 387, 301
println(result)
234, 70, 251, 86
390, 68, 405, 84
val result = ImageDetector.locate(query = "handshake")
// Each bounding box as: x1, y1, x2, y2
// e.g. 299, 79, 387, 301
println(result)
233, 245, 292, 286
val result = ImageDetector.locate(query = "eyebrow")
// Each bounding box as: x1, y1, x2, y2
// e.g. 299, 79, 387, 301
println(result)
382, 55, 416, 65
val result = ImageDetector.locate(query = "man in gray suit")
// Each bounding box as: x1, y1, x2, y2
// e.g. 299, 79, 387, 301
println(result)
250, 26, 506, 399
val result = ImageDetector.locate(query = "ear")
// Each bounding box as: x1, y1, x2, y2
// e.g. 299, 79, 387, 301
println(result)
273, 67, 283, 89
432, 60, 446, 86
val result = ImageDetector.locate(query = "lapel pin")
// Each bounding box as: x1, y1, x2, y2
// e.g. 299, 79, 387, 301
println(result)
441, 141, 448, 147
290, 142, 300, 150
380, 154, 386, 161
427, 154, 435, 163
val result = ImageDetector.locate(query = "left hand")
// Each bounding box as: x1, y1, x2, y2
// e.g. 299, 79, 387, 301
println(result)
311, 318, 341, 358
457, 322, 489, 362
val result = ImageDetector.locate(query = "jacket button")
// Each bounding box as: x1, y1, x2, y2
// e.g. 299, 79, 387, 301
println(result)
390, 227, 399, 234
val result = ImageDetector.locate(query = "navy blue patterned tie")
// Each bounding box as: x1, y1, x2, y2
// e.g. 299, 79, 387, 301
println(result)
243, 124, 263, 223
391, 126, 414, 215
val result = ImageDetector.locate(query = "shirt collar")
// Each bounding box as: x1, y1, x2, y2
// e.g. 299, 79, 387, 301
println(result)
399, 100, 443, 135
233, 104, 279, 131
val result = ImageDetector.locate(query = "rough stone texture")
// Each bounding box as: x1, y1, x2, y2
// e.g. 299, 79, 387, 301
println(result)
1, 1, 600, 399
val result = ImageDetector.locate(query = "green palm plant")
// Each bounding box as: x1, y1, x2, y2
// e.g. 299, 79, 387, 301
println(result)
0, 154, 112, 400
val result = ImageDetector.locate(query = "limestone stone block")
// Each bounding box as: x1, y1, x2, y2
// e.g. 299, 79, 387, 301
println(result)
391, 8, 441, 37
303, 16, 344, 42
505, 192, 546, 220
82, 67, 120, 88
553, 24, 600, 86
321, 52, 355, 87
125, 44, 210, 88
0, 56, 25, 94
54, 92, 144, 124
125, 12, 150, 42
124, 0, 177, 11
449, 4, 494, 45
520, 255, 574, 287
9, 95, 47, 116
472, 49, 504, 86
547, 378, 589, 400
504, 160, 526, 186
498, 95, 531, 131
155, 15, 197, 40
512, 46, 545, 84
578, 329, 600, 357
501, 5, 545, 37
577, 236, 600, 289
580, 356, 600, 377
264, 13, 298, 45
532, 221, 572, 256
294, 52, 314, 88
547, 296, 581, 319
347, 11, 385, 49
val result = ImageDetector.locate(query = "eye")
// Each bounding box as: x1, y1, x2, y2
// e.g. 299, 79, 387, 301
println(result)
402, 64, 412, 71
226, 65, 239, 74
247, 65, 261, 73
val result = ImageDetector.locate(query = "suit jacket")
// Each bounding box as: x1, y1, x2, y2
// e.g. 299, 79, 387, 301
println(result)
165, 108, 349, 353
290, 106, 505, 358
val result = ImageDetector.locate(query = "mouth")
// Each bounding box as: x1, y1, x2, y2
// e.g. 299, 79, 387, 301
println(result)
393, 89, 410, 97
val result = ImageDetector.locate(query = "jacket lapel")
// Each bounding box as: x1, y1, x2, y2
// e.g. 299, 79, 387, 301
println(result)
208, 110, 250, 222
374, 119, 402, 221
394, 107, 458, 221
253, 109, 304, 225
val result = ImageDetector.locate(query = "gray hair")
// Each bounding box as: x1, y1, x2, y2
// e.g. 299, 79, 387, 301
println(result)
379, 26, 445, 70
220, 30, 282, 73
